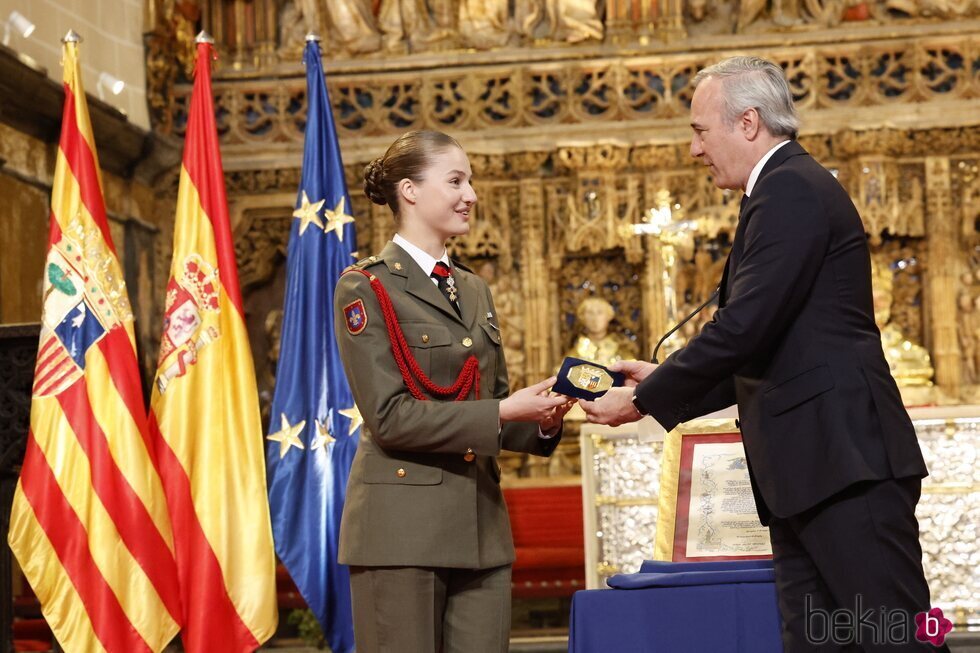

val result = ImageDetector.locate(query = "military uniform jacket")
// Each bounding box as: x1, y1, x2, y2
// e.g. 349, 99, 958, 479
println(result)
333, 241, 560, 569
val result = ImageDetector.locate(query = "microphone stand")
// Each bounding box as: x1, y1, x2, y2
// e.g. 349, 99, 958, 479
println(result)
651, 289, 719, 364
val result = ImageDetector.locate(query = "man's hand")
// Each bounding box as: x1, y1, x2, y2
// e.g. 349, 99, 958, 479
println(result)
579, 386, 643, 427
609, 360, 658, 388
500, 377, 568, 423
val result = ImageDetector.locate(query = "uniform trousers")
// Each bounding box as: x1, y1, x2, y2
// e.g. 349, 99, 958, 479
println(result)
769, 477, 950, 652
349, 563, 511, 653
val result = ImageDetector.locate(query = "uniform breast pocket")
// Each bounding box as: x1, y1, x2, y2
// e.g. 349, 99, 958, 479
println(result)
399, 322, 453, 378
478, 321, 502, 386
479, 320, 502, 347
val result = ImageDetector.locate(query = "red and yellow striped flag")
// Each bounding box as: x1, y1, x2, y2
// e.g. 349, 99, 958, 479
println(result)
8, 32, 183, 652
148, 34, 277, 652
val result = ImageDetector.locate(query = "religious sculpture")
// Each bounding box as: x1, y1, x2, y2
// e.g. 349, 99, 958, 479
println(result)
957, 291, 978, 385
885, 0, 980, 17
323, 0, 382, 54
278, 0, 318, 51
871, 258, 934, 387
459, 0, 513, 49
379, 0, 457, 53
517, 0, 604, 43
565, 297, 638, 367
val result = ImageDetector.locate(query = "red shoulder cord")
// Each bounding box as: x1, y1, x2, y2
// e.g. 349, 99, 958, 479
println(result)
350, 269, 480, 401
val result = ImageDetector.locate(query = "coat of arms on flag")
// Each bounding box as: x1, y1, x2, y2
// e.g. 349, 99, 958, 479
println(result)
156, 254, 221, 393
10, 31, 183, 653
34, 217, 130, 398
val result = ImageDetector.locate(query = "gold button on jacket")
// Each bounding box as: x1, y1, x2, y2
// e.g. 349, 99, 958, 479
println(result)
334, 241, 562, 570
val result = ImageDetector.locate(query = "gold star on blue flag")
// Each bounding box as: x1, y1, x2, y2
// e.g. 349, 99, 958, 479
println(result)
293, 191, 325, 235
311, 418, 336, 450
323, 197, 355, 241
267, 414, 306, 459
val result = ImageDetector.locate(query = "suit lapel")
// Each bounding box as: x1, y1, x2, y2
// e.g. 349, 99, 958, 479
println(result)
721, 141, 809, 305
754, 140, 806, 191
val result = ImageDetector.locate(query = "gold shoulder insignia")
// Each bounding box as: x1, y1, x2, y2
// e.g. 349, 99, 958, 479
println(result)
343, 254, 385, 274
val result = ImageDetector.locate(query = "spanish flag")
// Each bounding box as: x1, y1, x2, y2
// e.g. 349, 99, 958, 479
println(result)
8, 32, 183, 651
148, 33, 277, 651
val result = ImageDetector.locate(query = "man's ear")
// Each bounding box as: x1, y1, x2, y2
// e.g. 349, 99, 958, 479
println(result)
740, 107, 762, 141
397, 178, 416, 205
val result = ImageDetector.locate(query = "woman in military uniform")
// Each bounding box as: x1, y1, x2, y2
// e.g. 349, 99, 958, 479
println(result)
334, 129, 573, 653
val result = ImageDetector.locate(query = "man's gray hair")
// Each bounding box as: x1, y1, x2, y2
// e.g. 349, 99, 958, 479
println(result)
693, 56, 799, 139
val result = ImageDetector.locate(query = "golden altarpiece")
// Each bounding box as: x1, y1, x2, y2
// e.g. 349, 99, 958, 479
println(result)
135, 0, 980, 628
143, 1, 980, 425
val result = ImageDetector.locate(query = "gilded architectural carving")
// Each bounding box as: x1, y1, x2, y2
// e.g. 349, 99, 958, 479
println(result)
233, 208, 292, 290
135, 0, 980, 477
152, 33, 980, 156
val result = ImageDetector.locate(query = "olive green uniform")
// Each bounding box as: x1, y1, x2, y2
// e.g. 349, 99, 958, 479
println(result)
333, 241, 560, 652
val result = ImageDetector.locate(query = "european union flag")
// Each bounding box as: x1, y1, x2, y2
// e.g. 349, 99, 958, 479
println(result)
265, 36, 359, 653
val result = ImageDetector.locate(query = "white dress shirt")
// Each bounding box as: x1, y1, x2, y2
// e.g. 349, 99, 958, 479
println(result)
393, 233, 449, 287
745, 140, 791, 197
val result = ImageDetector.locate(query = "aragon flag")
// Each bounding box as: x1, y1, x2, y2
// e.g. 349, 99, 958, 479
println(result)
148, 32, 278, 651
8, 31, 183, 652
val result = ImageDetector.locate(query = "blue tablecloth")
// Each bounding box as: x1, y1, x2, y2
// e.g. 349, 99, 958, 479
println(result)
568, 561, 784, 653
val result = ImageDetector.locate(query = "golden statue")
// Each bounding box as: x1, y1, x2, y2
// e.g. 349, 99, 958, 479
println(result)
565, 297, 638, 367
871, 258, 934, 387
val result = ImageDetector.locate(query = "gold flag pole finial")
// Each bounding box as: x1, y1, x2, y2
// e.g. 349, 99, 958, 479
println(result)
305, 32, 321, 43
62, 29, 82, 44
195, 30, 214, 44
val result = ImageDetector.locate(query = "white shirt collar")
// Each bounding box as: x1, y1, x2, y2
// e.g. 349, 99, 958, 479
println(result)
745, 140, 791, 197
392, 233, 451, 277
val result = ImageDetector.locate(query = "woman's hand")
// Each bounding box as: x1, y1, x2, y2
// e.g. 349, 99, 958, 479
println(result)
499, 377, 568, 423
538, 394, 576, 434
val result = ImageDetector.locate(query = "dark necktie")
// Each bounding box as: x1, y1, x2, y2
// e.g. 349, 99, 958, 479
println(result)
431, 262, 461, 317
719, 195, 749, 307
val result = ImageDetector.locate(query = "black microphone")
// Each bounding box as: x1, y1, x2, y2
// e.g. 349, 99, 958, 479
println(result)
651, 288, 719, 364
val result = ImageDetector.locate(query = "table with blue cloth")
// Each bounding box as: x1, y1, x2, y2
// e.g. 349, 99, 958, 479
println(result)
568, 560, 784, 653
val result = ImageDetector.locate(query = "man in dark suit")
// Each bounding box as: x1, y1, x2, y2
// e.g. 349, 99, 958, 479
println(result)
580, 56, 946, 651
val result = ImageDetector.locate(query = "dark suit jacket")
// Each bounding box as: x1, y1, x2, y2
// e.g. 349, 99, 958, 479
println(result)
635, 141, 928, 525
334, 241, 560, 569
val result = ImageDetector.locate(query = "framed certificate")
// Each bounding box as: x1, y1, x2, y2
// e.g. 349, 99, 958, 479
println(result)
654, 419, 773, 562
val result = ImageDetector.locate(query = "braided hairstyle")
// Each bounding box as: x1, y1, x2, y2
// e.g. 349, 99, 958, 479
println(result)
363, 130, 462, 220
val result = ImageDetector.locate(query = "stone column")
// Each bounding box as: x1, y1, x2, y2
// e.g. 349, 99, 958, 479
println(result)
924, 156, 962, 394
518, 176, 553, 385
